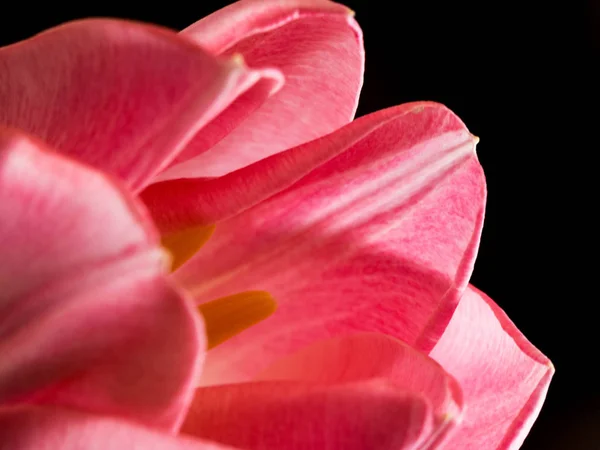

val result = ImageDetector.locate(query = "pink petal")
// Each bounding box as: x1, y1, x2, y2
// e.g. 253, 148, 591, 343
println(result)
429, 285, 554, 449
172, 102, 485, 385
256, 333, 464, 447
0, 406, 238, 450
0, 128, 204, 431
155, 0, 364, 179
182, 379, 434, 450
0, 128, 154, 302
0, 19, 282, 192
142, 102, 435, 233
180, 0, 355, 55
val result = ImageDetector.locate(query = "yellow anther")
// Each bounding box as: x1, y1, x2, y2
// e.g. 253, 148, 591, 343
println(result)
230, 53, 245, 66
161, 224, 216, 271
199, 291, 277, 350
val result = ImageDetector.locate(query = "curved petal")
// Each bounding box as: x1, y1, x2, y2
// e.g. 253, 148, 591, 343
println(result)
428, 285, 554, 450
156, 0, 364, 179
180, 0, 355, 55
172, 102, 485, 385
0, 19, 282, 192
0, 407, 238, 450
141, 102, 427, 233
182, 380, 433, 450
0, 129, 204, 431
0, 128, 154, 302
256, 333, 464, 447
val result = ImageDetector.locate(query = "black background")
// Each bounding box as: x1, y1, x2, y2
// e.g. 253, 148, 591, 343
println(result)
1, 1, 595, 448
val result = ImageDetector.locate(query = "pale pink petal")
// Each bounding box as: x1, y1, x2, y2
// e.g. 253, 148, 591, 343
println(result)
0, 19, 282, 191
0, 129, 204, 431
0, 407, 238, 450
182, 380, 433, 450
156, 0, 364, 179
172, 102, 485, 385
0, 128, 154, 302
429, 285, 554, 450
256, 333, 464, 447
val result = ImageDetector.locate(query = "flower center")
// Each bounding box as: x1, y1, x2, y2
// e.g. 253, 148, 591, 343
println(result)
161, 225, 277, 349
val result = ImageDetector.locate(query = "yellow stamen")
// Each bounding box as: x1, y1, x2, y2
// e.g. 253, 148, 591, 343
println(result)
199, 291, 277, 350
230, 53, 245, 66
161, 224, 216, 271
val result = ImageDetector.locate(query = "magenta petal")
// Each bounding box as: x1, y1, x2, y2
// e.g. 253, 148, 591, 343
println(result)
156, 0, 364, 179
182, 380, 434, 450
0, 128, 204, 431
0, 19, 282, 191
0, 407, 238, 450
172, 102, 485, 384
429, 285, 554, 449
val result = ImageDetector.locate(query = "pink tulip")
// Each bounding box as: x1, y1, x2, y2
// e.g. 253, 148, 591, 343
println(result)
0, 0, 553, 449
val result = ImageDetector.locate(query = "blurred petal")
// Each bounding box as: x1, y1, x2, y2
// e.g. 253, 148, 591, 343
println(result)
429, 285, 554, 450
0, 129, 204, 431
156, 0, 364, 179
256, 333, 464, 446
171, 102, 485, 385
0, 19, 282, 191
0, 407, 238, 450
182, 380, 433, 450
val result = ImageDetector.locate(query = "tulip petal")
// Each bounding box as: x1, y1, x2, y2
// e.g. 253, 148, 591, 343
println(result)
0, 407, 238, 450
181, 0, 354, 55
428, 285, 554, 450
155, 0, 364, 179
182, 380, 434, 450
0, 19, 282, 191
256, 333, 464, 447
0, 129, 204, 431
142, 102, 422, 234
171, 102, 485, 385
0, 128, 155, 302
